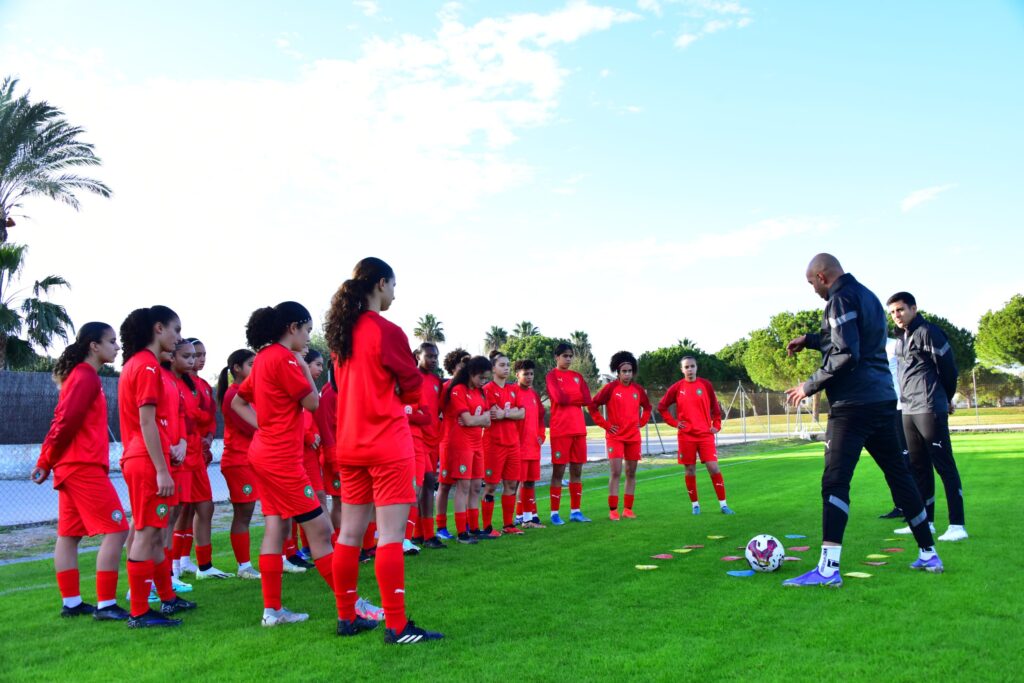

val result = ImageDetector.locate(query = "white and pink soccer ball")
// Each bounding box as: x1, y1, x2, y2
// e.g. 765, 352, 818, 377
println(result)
745, 534, 785, 572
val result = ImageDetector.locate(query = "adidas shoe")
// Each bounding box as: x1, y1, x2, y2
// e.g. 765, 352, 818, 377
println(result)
782, 568, 843, 587
160, 597, 197, 615
337, 616, 379, 636
125, 583, 159, 604
549, 513, 565, 526
569, 511, 591, 523
171, 576, 193, 593
93, 604, 130, 621
402, 539, 421, 556
128, 609, 181, 628
178, 556, 199, 574
894, 522, 936, 535
938, 525, 968, 542
384, 619, 444, 645
436, 528, 455, 541
236, 564, 262, 580
910, 554, 944, 573
281, 556, 307, 574
261, 607, 309, 627
196, 566, 234, 579
60, 602, 96, 618
355, 597, 385, 622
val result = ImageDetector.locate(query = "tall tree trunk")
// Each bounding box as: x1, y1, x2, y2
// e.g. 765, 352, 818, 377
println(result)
0, 335, 8, 371
812, 393, 820, 422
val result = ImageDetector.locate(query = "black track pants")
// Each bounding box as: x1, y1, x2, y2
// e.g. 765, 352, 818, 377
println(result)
903, 412, 965, 526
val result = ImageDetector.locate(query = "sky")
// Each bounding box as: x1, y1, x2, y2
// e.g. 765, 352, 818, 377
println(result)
3, 0, 1023, 376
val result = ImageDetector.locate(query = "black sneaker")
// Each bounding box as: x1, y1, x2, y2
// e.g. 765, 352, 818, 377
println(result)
359, 548, 376, 564
287, 554, 314, 569
337, 617, 379, 637
160, 597, 197, 615
128, 609, 182, 628
422, 537, 447, 550
456, 532, 478, 545
93, 604, 130, 621
411, 536, 424, 545
384, 619, 444, 645
60, 602, 96, 618
879, 507, 903, 519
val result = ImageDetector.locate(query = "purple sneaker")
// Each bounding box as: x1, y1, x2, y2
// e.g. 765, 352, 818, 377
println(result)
782, 568, 843, 587
909, 555, 944, 573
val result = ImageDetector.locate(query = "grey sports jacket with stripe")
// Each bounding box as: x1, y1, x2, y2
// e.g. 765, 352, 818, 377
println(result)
802, 273, 897, 408
894, 314, 958, 415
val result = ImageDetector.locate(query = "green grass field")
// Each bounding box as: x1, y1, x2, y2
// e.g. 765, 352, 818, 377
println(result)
1, 434, 1021, 682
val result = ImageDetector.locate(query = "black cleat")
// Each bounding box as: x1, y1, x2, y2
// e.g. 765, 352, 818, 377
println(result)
359, 548, 376, 564
128, 609, 182, 628
60, 602, 96, 618
410, 536, 424, 545
422, 537, 447, 550
456, 532, 478, 545
337, 617, 379, 636
384, 619, 444, 645
93, 604, 130, 621
160, 597, 197, 615
879, 507, 904, 519
287, 554, 314, 569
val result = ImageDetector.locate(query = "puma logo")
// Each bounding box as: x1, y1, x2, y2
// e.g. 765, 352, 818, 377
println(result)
144, 366, 157, 374
394, 588, 405, 594
288, 360, 298, 366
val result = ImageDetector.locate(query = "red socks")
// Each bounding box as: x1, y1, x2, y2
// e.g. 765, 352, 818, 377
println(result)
171, 531, 186, 561
516, 493, 524, 516
282, 536, 298, 557
196, 544, 212, 568
374, 543, 408, 632
569, 482, 583, 510
362, 522, 377, 551
181, 532, 194, 561
96, 570, 118, 604
467, 507, 480, 532
501, 494, 515, 528
56, 568, 79, 599
419, 515, 436, 540
625, 493, 635, 511
330, 530, 339, 547
685, 474, 698, 503
313, 551, 335, 592
550, 486, 562, 513
153, 556, 175, 601
259, 553, 283, 610
524, 487, 536, 517
126, 559, 153, 617
230, 532, 250, 564
710, 472, 727, 501
436, 512, 448, 531
332, 543, 361, 620
608, 495, 619, 512
454, 511, 467, 535
406, 507, 419, 541
482, 499, 495, 529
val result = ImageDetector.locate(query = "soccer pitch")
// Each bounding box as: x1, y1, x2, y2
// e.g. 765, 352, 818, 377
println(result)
1, 433, 1020, 682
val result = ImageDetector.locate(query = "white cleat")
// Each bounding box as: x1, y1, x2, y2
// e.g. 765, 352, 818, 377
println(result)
937, 525, 968, 542
281, 556, 307, 574
355, 596, 385, 621
261, 607, 309, 627
195, 566, 235, 579
178, 557, 199, 574
894, 522, 936, 535
402, 539, 421, 556
171, 577, 193, 593
236, 565, 262, 580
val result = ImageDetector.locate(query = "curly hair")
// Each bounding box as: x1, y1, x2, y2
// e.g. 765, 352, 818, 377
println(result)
324, 257, 396, 365
245, 301, 312, 350
512, 358, 535, 373
443, 347, 471, 375
120, 305, 178, 363
217, 348, 255, 404
53, 322, 114, 384
444, 355, 492, 404
609, 350, 638, 375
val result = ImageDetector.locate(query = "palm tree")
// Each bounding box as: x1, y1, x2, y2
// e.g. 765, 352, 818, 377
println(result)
512, 320, 540, 338
413, 313, 446, 343
569, 330, 591, 355
483, 326, 508, 353
0, 76, 112, 243
0, 243, 74, 370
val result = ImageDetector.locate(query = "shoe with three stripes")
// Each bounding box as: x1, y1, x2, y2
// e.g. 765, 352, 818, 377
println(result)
384, 619, 444, 645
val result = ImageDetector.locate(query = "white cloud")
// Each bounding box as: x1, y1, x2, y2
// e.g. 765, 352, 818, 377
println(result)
353, 0, 379, 17
900, 183, 956, 213
669, 0, 752, 49
675, 33, 700, 48
637, 0, 662, 16
600, 68, 611, 77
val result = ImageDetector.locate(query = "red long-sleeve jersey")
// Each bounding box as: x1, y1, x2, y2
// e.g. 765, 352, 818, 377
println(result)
589, 380, 652, 443
37, 363, 109, 486
193, 375, 216, 437
545, 368, 591, 437
159, 366, 186, 461
118, 349, 168, 466
239, 343, 313, 466
657, 377, 721, 438
516, 384, 546, 461
176, 375, 204, 469
483, 380, 523, 447
220, 383, 254, 468
408, 370, 443, 447
442, 384, 487, 451
334, 311, 421, 466
316, 382, 338, 449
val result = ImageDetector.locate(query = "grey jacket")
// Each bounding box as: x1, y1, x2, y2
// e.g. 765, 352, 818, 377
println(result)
895, 314, 958, 415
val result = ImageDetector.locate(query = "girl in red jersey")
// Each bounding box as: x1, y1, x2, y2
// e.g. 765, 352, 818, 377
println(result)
434, 348, 470, 541
514, 359, 547, 528
545, 342, 593, 525
162, 341, 199, 590
442, 356, 493, 543
117, 306, 196, 627
589, 351, 652, 520
326, 257, 443, 644
317, 367, 343, 539
230, 301, 337, 627
217, 348, 262, 579
409, 343, 445, 550
31, 323, 131, 621
481, 351, 525, 537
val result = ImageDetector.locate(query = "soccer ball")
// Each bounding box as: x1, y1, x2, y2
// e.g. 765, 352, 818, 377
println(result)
744, 534, 785, 572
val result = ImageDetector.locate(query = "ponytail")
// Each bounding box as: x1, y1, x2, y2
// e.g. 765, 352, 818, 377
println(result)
53, 322, 113, 384
120, 305, 177, 362
218, 348, 256, 404
325, 257, 395, 365
444, 355, 491, 404
245, 301, 311, 350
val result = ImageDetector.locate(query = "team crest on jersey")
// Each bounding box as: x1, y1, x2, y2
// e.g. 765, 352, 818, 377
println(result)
242, 484, 253, 495
156, 504, 168, 518
696, 389, 703, 396
442, 469, 449, 477
332, 479, 340, 490
485, 469, 493, 477
459, 464, 467, 474
434, 385, 440, 393
111, 509, 124, 522
608, 446, 614, 453
574, 377, 580, 383
554, 451, 562, 459
633, 393, 638, 400
304, 485, 314, 499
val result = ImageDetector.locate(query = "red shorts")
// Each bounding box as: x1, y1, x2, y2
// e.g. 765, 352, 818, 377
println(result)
222, 464, 260, 504
412, 439, 429, 487
182, 465, 212, 503
250, 457, 320, 519
170, 467, 189, 507
677, 436, 717, 466
519, 459, 540, 482
445, 447, 483, 480
55, 465, 129, 537
123, 457, 175, 530
321, 446, 341, 497
550, 435, 588, 465
340, 457, 416, 506
427, 443, 440, 475
303, 448, 325, 493
607, 440, 641, 461
484, 442, 521, 484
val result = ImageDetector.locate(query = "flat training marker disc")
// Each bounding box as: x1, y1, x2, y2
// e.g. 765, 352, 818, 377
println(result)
707, 535, 726, 540
866, 554, 889, 560
651, 554, 674, 560
672, 548, 693, 554
726, 569, 755, 578
843, 572, 872, 579
635, 565, 659, 570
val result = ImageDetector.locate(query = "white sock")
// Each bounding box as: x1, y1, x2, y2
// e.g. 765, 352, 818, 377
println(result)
238, 561, 252, 571
570, 508, 580, 514
817, 545, 842, 577
97, 599, 117, 609
692, 501, 700, 509
719, 499, 728, 508
62, 595, 83, 608
919, 546, 937, 560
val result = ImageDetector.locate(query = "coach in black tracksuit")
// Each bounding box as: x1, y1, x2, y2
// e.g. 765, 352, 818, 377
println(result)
887, 292, 966, 536
785, 255, 937, 567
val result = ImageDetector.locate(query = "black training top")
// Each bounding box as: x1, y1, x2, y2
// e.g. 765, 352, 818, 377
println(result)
895, 314, 958, 415
803, 273, 896, 408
